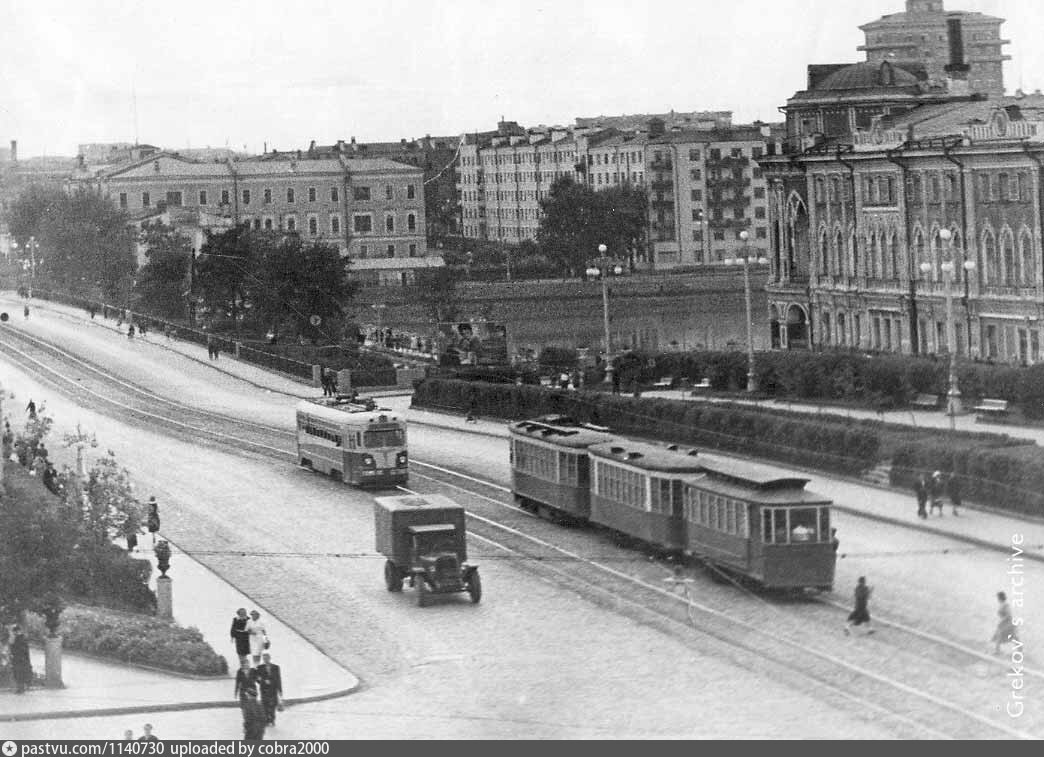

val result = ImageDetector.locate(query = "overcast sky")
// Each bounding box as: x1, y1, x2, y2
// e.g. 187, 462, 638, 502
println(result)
2, 0, 1041, 158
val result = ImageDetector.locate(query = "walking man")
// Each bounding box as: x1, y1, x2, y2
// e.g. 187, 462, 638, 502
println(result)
241, 688, 267, 741
844, 576, 875, 636
146, 496, 161, 546
928, 471, 944, 516
26, 398, 37, 421
914, 475, 928, 520
256, 653, 283, 726
991, 591, 1020, 654
11, 625, 32, 693
137, 724, 159, 742
946, 472, 962, 516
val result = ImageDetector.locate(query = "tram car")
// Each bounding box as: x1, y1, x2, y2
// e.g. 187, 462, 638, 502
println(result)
587, 440, 703, 553
682, 457, 836, 591
295, 397, 408, 486
509, 415, 616, 520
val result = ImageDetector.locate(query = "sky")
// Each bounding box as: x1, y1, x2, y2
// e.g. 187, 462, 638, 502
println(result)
1, 0, 1042, 158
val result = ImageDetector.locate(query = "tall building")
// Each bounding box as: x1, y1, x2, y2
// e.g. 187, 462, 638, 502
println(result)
859, 0, 1010, 98
761, 1, 1044, 363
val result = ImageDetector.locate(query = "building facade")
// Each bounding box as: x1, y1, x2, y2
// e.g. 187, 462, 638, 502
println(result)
98, 152, 435, 286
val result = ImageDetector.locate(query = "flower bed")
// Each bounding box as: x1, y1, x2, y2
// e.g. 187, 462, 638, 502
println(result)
25, 605, 228, 677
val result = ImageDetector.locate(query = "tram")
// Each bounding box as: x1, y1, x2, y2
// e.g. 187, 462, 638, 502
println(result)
295, 397, 408, 487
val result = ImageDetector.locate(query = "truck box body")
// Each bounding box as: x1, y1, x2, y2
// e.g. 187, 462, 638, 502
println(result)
374, 494, 468, 565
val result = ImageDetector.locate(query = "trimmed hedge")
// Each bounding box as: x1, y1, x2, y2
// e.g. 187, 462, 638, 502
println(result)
26, 604, 229, 677
413, 378, 880, 476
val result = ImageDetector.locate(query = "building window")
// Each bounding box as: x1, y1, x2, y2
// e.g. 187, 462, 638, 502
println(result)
409, 243, 418, 257
264, 218, 273, 230
713, 231, 725, 241
199, 190, 208, 205
283, 216, 295, 232
119, 193, 127, 209
731, 148, 743, 158
710, 148, 721, 161
331, 215, 341, 234
754, 187, 765, 199
691, 190, 703, 201
286, 188, 295, 204
752, 168, 763, 179
690, 169, 702, 181
359, 245, 368, 258
308, 187, 317, 203
353, 186, 370, 201
242, 189, 251, 205
693, 230, 703, 241
166, 191, 183, 206
386, 244, 395, 258
755, 207, 766, 219
253, 219, 261, 230
264, 188, 272, 204
353, 215, 372, 233
689, 149, 701, 162
385, 215, 395, 232
308, 217, 318, 235
331, 186, 339, 203
752, 146, 763, 159
407, 213, 416, 232
221, 189, 230, 205
998, 173, 1009, 202
733, 208, 745, 220
756, 227, 767, 239
385, 185, 394, 200
407, 184, 416, 199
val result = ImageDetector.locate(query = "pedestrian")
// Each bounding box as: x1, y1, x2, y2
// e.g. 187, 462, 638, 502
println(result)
26, 398, 37, 420
10, 624, 32, 693
465, 398, 478, 424
929, 471, 944, 516
946, 472, 962, 516
230, 608, 251, 666
127, 324, 135, 340
137, 724, 159, 742
123, 730, 134, 741
206, 335, 215, 360
146, 496, 160, 545
611, 369, 621, 395
234, 658, 259, 702
247, 610, 268, 665
241, 688, 267, 741
139, 321, 147, 338
124, 511, 140, 552
23, 304, 29, 320
915, 475, 929, 520
831, 527, 840, 556
212, 338, 220, 360
844, 576, 874, 636
256, 653, 284, 726
991, 591, 1020, 654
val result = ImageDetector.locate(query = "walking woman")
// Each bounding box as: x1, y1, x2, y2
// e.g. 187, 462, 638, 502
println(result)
991, 591, 1020, 654
247, 610, 268, 665
146, 497, 160, 546
844, 576, 875, 636
231, 608, 251, 665
11, 625, 32, 694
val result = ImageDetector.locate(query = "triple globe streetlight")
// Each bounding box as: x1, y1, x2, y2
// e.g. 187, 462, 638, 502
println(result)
725, 230, 768, 392
587, 244, 624, 384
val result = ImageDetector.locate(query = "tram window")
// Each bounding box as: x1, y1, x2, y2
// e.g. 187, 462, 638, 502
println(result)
763, 510, 774, 544
819, 508, 830, 542
738, 504, 749, 538
790, 508, 818, 542
700, 494, 709, 526
726, 501, 736, 534
672, 481, 683, 517
363, 428, 405, 448
773, 509, 788, 544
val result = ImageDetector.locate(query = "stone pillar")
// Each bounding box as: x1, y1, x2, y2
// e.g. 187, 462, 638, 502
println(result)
312, 364, 322, 387
157, 575, 173, 620
234, 342, 241, 359
337, 369, 352, 395
44, 635, 64, 688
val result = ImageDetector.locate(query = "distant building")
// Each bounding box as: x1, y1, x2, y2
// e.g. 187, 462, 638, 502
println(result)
575, 110, 733, 133
95, 152, 436, 286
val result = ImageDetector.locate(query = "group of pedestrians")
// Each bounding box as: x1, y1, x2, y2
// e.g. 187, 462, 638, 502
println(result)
320, 368, 339, 397
206, 335, 222, 360
8, 404, 64, 497
231, 608, 282, 739
123, 496, 161, 552
913, 470, 961, 519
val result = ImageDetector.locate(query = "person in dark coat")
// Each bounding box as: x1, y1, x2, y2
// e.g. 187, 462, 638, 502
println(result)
256, 653, 283, 726
946, 473, 962, 516
241, 688, 267, 740
231, 608, 251, 665
10, 625, 32, 693
234, 659, 259, 702
146, 497, 160, 545
928, 471, 945, 516
26, 399, 37, 420
914, 475, 929, 520
844, 576, 874, 636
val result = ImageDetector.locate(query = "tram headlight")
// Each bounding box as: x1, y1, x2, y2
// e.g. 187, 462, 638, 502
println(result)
397, 452, 408, 467
362, 455, 375, 468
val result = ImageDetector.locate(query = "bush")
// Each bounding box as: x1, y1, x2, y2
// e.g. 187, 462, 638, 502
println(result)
25, 604, 228, 676
65, 543, 157, 614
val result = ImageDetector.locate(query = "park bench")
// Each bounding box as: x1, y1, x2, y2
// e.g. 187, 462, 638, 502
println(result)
690, 378, 712, 395
651, 376, 675, 389
973, 398, 1010, 421
910, 393, 940, 410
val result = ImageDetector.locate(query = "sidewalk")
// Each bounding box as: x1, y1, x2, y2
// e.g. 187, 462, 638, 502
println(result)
1, 538, 359, 723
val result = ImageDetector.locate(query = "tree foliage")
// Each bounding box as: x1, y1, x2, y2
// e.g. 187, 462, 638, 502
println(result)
413, 266, 463, 324
134, 222, 192, 319
536, 177, 648, 277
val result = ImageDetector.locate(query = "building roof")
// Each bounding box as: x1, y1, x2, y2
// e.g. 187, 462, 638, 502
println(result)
819, 61, 920, 91
860, 9, 1004, 30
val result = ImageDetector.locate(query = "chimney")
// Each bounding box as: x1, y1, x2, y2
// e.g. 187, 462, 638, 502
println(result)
263, 141, 267, 154
336, 139, 345, 152
9, 140, 16, 162
945, 16, 971, 94
309, 139, 316, 152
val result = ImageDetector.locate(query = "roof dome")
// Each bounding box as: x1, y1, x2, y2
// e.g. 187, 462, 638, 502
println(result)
818, 61, 919, 91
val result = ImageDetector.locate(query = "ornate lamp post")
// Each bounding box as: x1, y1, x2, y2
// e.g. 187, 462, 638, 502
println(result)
725, 230, 769, 392
586, 243, 624, 384
922, 228, 976, 417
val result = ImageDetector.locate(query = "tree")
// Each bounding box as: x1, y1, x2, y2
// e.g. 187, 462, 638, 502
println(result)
134, 222, 192, 319
195, 226, 258, 332
79, 452, 143, 550
413, 266, 463, 324
537, 177, 649, 277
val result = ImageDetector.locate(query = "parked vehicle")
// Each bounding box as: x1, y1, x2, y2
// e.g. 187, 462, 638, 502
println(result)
374, 494, 481, 606
296, 397, 408, 486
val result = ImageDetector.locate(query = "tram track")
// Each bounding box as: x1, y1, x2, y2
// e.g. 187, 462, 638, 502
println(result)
0, 324, 1038, 739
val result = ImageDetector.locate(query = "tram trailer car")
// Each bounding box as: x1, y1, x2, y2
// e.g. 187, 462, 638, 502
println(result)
295, 398, 408, 487
587, 440, 703, 553
683, 458, 836, 590
509, 416, 616, 520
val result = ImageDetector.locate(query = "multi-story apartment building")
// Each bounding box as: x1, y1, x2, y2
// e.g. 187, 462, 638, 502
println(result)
459, 118, 785, 269
859, 0, 1010, 99
761, 0, 1044, 364
97, 152, 433, 286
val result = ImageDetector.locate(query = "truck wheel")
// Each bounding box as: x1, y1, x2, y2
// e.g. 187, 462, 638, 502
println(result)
384, 560, 403, 592
467, 570, 482, 604
416, 576, 429, 607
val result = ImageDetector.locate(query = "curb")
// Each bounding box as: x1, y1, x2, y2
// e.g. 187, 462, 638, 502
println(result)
407, 405, 1044, 565
0, 682, 362, 723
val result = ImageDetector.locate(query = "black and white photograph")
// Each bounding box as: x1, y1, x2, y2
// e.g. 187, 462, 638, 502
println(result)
1, 0, 1042, 741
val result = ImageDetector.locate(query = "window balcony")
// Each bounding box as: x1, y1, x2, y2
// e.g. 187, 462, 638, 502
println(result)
706, 155, 750, 168
706, 176, 751, 189
707, 217, 751, 230
649, 159, 673, 171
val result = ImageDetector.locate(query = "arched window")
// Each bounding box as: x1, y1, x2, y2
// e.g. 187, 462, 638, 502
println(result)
928, 229, 942, 281
821, 312, 832, 345
949, 229, 964, 283
981, 228, 998, 285
1019, 228, 1036, 286
872, 232, 882, 279
851, 231, 860, 277
819, 230, 829, 275
1000, 229, 1016, 286
834, 230, 844, 276
889, 232, 899, 279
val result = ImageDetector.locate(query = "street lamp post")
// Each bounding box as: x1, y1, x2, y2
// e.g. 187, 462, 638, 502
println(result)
586, 243, 623, 385
725, 230, 768, 393
922, 228, 976, 417
372, 302, 387, 346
